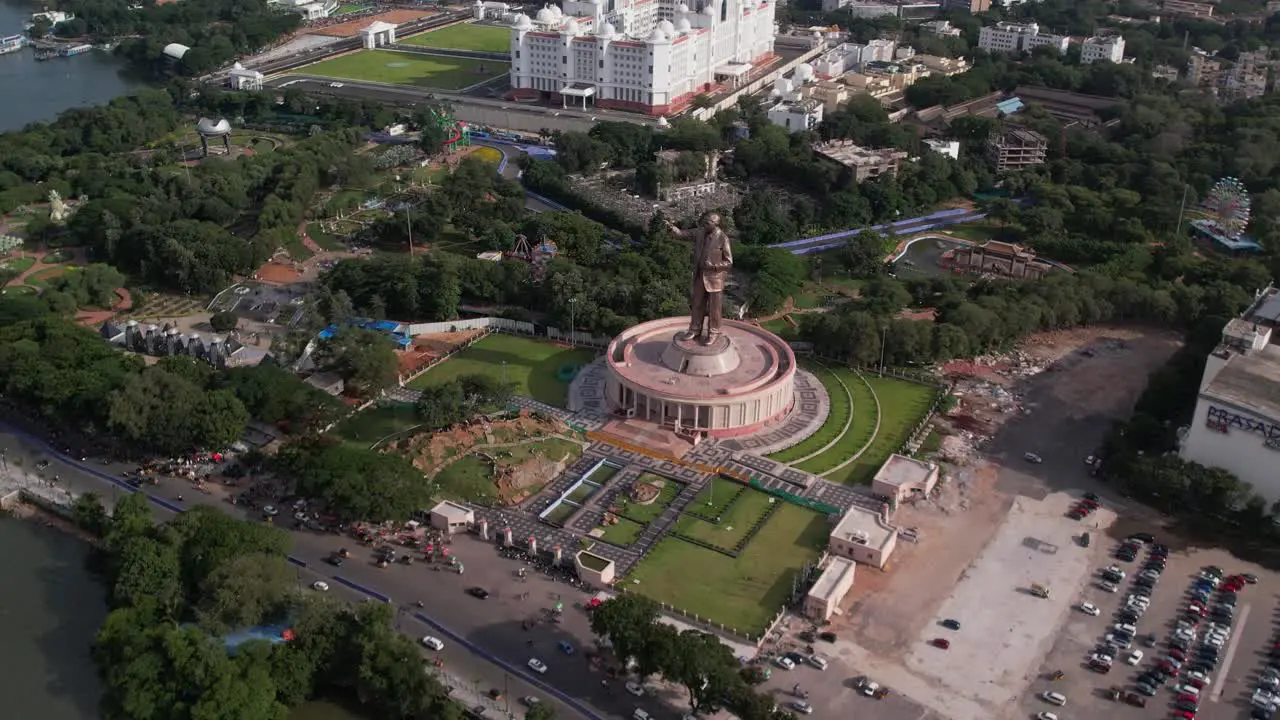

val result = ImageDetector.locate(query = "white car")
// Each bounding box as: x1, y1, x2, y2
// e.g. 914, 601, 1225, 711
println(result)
311, 581, 329, 591
860, 680, 880, 697
1024, 452, 1043, 463
1037, 713, 1059, 720
1088, 653, 1112, 666
788, 700, 813, 715
1099, 581, 1119, 593
1113, 623, 1137, 636
774, 656, 796, 670
1105, 633, 1132, 649
1185, 670, 1211, 685
329, 82, 344, 88
624, 681, 645, 697
1253, 689, 1277, 708
1076, 602, 1100, 616
1126, 650, 1143, 665
527, 658, 547, 674
420, 636, 444, 651
1207, 635, 1226, 648
1175, 683, 1201, 697
1105, 566, 1127, 580
1040, 690, 1067, 706
1126, 594, 1150, 606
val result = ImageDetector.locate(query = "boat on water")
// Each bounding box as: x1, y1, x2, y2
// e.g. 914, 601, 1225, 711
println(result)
0, 34, 26, 55
61, 43, 92, 56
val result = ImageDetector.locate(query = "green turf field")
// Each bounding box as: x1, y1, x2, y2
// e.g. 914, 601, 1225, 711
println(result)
407, 333, 596, 407
401, 23, 512, 53
302, 49, 504, 90
769, 364, 851, 463
824, 376, 936, 485
627, 504, 828, 635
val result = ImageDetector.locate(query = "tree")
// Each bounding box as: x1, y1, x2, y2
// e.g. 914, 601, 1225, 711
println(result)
197, 553, 299, 631
107, 367, 249, 454
526, 703, 558, 720
210, 311, 239, 333
315, 328, 399, 397
71, 492, 109, 535
110, 535, 184, 618
275, 440, 431, 522
589, 594, 660, 670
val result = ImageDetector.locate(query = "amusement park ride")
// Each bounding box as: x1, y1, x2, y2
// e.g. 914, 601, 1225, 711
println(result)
509, 234, 559, 280
428, 107, 471, 153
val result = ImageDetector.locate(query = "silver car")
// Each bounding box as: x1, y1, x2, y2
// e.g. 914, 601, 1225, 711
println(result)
789, 700, 813, 715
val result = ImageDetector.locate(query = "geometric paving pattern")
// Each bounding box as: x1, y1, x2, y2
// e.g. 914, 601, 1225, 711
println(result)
716, 368, 830, 455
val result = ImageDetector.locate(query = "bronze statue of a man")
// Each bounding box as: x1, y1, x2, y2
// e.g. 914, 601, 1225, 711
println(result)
668, 212, 733, 344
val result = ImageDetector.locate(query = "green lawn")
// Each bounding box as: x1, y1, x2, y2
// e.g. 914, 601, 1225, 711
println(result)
795, 367, 877, 475
597, 517, 644, 545
543, 501, 578, 525
1, 285, 37, 296
334, 3, 369, 14
306, 222, 348, 252
685, 476, 744, 518
617, 473, 684, 525
301, 49, 505, 90
0, 255, 35, 275
332, 403, 420, 448
769, 364, 850, 463
627, 504, 829, 635
433, 455, 497, 504
585, 462, 620, 484
566, 482, 597, 504
672, 488, 775, 552
400, 23, 512, 53
407, 333, 596, 407
824, 376, 936, 485
283, 233, 314, 261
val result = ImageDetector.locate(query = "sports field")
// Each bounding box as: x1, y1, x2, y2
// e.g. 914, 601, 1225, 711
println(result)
627, 503, 828, 635
301, 49, 505, 90
401, 23, 511, 53
407, 333, 596, 407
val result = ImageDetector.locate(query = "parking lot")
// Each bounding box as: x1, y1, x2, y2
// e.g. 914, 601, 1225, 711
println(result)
1017, 535, 1280, 720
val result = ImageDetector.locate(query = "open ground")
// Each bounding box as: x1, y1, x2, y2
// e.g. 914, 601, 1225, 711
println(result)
406, 333, 597, 407
300, 49, 505, 90
744, 326, 1189, 720
400, 22, 511, 53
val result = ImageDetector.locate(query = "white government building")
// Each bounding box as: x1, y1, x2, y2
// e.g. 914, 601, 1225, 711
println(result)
507, 0, 777, 115
1180, 286, 1280, 502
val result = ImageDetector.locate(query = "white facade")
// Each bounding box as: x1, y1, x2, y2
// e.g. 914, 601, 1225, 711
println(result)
767, 97, 823, 131
1080, 35, 1124, 64
919, 19, 961, 37
228, 62, 265, 91
361, 20, 397, 48
1181, 297, 1280, 503
977, 22, 1068, 55
507, 0, 777, 115
811, 39, 895, 78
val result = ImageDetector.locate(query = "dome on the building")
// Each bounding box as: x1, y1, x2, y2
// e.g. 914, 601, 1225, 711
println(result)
232, 61, 244, 70
598, 22, 616, 37
196, 117, 232, 136
656, 115, 670, 128
549, 4, 563, 18
658, 19, 675, 34
535, 6, 555, 22
795, 63, 815, 82
648, 28, 668, 43
677, 1, 689, 12
514, 13, 534, 29
675, 17, 692, 32
564, 18, 582, 35
702, 4, 715, 16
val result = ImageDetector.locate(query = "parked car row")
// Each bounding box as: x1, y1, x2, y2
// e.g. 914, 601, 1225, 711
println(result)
1068, 493, 1100, 521
1091, 536, 1163, 678
1134, 564, 1247, 719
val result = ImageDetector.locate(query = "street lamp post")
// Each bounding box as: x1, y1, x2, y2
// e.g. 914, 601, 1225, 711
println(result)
879, 325, 888, 378
568, 297, 578, 348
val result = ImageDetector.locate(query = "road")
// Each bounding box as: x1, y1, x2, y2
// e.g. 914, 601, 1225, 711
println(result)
0, 419, 641, 720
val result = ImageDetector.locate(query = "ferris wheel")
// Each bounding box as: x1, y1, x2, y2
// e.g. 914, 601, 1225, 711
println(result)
1202, 176, 1252, 239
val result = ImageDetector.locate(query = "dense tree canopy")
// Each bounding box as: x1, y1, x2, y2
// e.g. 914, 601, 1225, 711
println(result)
274, 440, 432, 522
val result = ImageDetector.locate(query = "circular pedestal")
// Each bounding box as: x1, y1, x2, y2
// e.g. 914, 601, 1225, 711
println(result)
659, 332, 741, 377
604, 317, 796, 438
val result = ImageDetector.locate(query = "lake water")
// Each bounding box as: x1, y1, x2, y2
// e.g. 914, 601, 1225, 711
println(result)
0, 515, 106, 720
0, 0, 145, 132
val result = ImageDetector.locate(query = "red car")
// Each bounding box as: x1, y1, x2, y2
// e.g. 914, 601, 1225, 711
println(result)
1176, 692, 1198, 704
1186, 677, 1206, 689
1172, 711, 1196, 720
1169, 648, 1187, 660
930, 638, 950, 649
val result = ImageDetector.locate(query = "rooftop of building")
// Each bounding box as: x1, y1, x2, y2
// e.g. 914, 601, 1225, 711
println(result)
1248, 287, 1280, 326
1013, 84, 1125, 111
431, 500, 474, 521
873, 453, 939, 487
814, 140, 908, 166
1203, 343, 1280, 422
991, 126, 1048, 146
808, 556, 856, 601
830, 504, 895, 550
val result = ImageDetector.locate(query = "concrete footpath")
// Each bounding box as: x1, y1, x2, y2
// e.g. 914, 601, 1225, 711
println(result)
0, 423, 586, 720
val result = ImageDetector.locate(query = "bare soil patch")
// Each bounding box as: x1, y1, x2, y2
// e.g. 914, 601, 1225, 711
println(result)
396, 412, 567, 475
834, 462, 1011, 659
